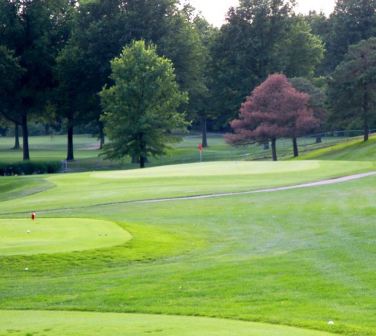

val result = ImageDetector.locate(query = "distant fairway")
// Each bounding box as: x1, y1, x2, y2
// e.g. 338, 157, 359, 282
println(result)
0, 310, 336, 336
0, 160, 373, 214
0, 218, 131, 255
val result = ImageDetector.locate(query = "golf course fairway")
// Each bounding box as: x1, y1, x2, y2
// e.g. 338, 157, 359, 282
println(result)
1, 158, 375, 335
0, 218, 131, 256
0, 310, 336, 336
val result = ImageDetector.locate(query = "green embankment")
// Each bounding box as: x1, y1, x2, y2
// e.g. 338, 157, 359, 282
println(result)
299, 135, 376, 161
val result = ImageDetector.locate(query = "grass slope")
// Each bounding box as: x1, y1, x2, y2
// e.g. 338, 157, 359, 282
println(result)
0, 176, 53, 202
0, 310, 336, 336
299, 135, 376, 161
0, 166, 375, 335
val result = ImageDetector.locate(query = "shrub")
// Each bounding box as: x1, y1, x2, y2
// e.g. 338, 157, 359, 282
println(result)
0, 161, 61, 175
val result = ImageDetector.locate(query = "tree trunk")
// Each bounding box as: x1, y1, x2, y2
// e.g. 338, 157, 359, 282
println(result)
292, 137, 299, 157
271, 138, 277, 161
201, 117, 208, 148
364, 122, 369, 142
98, 121, 105, 149
21, 114, 30, 160
139, 155, 145, 168
315, 135, 322, 143
13, 123, 20, 150
139, 132, 146, 168
363, 84, 369, 142
66, 116, 74, 161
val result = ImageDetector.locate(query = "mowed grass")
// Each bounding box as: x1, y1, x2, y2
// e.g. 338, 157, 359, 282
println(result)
0, 160, 373, 214
0, 160, 375, 335
0, 218, 131, 256
0, 310, 336, 336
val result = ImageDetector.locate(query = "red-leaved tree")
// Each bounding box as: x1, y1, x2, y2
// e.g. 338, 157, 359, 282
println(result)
226, 74, 318, 160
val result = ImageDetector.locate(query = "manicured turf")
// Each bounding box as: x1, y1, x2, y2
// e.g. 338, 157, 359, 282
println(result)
0, 310, 336, 336
0, 160, 373, 214
0, 159, 375, 335
0, 218, 131, 256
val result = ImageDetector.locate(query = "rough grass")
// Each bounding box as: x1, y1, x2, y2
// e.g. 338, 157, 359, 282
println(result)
299, 135, 376, 161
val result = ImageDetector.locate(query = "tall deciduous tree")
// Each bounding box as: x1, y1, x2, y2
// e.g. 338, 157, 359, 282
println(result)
0, 0, 73, 160
226, 74, 316, 161
57, 0, 204, 158
329, 38, 376, 141
0, 45, 24, 150
325, 0, 376, 73
281, 18, 325, 78
100, 41, 188, 168
209, 0, 324, 127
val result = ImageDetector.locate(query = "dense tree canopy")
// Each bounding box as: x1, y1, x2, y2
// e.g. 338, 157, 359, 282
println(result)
325, 0, 376, 73
289, 77, 327, 142
209, 0, 324, 127
0, 0, 373, 164
100, 41, 188, 168
0, 0, 72, 160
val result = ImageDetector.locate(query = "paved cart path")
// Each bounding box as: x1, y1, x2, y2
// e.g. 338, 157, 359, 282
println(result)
133, 171, 376, 204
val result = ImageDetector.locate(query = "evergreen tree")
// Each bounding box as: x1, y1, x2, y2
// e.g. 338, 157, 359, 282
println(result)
329, 38, 376, 141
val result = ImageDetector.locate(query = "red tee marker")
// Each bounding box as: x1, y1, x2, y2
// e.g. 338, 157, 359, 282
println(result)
31, 212, 36, 221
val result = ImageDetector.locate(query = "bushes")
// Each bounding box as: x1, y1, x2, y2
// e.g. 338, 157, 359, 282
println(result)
0, 161, 61, 175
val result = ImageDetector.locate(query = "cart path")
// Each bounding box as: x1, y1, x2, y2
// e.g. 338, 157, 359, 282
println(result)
133, 171, 376, 204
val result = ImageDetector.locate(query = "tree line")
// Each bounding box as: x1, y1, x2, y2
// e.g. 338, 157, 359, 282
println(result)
0, 0, 375, 164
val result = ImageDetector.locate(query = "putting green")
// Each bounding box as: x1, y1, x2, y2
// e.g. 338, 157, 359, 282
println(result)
0, 310, 336, 336
0, 218, 131, 256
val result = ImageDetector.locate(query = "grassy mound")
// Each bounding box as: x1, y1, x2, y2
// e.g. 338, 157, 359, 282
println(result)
0, 218, 131, 255
0, 310, 336, 336
0, 176, 53, 202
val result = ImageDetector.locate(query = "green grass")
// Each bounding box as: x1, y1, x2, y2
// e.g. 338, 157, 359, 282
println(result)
0, 218, 131, 256
299, 135, 376, 161
0, 310, 336, 336
0, 160, 373, 214
0, 176, 53, 202
0, 160, 375, 335
0, 133, 363, 171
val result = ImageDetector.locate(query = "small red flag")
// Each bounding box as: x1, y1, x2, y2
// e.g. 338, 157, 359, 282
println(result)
198, 143, 203, 152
